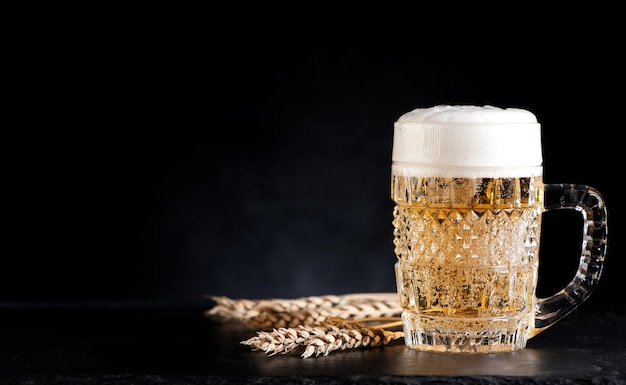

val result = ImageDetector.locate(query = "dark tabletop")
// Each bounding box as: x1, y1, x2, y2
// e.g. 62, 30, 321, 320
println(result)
1, 300, 624, 384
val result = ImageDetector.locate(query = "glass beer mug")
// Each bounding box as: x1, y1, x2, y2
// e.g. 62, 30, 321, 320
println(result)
391, 105, 608, 352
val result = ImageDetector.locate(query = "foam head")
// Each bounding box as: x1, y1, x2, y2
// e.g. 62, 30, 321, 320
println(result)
392, 105, 543, 177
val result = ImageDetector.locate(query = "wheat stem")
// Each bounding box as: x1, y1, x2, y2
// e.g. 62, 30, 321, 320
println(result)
205, 292, 402, 329
207, 293, 406, 358
371, 320, 404, 329
241, 318, 404, 358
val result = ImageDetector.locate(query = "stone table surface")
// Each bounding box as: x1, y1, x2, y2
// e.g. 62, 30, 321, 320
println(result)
1, 300, 624, 384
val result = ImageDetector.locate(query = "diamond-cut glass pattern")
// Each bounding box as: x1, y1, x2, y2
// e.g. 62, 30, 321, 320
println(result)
392, 175, 543, 318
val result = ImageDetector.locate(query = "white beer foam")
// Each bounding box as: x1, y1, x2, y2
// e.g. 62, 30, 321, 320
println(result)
397, 104, 538, 124
392, 105, 543, 177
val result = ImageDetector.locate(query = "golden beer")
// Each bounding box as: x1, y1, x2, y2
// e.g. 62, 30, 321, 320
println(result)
390, 105, 608, 353
392, 174, 543, 352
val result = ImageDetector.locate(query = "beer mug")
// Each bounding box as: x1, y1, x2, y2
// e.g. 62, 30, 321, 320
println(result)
391, 105, 608, 353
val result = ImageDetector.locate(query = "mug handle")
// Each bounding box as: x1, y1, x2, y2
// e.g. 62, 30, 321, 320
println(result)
530, 184, 609, 337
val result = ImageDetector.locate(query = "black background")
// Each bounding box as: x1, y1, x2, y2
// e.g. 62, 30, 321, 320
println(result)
3, 8, 623, 307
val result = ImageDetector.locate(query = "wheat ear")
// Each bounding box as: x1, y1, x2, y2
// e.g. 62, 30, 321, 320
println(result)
241, 317, 404, 359
206, 292, 402, 328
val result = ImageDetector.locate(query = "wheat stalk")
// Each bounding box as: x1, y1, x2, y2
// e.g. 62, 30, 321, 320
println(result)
206, 294, 344, 320
244, 309, 330, 329
206, 292, 402, 328
207, 293, 405, 358
241, 317, 404, 359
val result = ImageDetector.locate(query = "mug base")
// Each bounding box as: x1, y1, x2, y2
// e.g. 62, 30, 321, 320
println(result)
401, 311, 532, 353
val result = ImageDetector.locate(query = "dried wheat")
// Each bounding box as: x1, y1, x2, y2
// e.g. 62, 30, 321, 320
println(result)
206, 292, 402, 328
244, 309, 331, 329
241, 317, 404, 359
